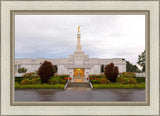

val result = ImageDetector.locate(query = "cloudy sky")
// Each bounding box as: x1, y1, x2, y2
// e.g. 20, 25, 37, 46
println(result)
15, 15, 145, 64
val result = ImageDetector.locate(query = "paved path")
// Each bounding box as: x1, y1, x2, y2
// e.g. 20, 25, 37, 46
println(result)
15, 88, 145, 101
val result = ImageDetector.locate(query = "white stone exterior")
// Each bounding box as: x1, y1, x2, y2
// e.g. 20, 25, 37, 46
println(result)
15, 32, 126, 79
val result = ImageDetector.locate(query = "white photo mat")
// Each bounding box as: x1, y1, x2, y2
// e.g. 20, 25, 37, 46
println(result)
1, 1, 159, 115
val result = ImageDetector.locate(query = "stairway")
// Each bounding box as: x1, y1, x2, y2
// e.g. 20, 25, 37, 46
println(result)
67, 82, 91, 88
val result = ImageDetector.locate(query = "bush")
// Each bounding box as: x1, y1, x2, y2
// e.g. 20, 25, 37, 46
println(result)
98, 78, 110, 84
128, 78, 137, 84
30, 77, 41, 84
116, 77, 128, 84
116, 77, 137, 84
60, 79, 66, 84
48, 76, 61, 84
91, 78, 110, 84
104, 63, 119, 83
18, 67, 27, 73
91, 80, 100, 84
23, 72, 39, 79
21, 79, 32, 84
119, 72, 136, 78
38, 61, 55, 83
21, 77, 41, 84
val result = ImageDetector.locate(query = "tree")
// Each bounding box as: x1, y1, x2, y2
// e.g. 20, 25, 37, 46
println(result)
126, 61, 141, 72
38, 61, 55, 83
101, 64, 104, 73
104, 63, 119, 83
53, 65, 58, 73
137, 50, 145, 72
18, 67, 27, 73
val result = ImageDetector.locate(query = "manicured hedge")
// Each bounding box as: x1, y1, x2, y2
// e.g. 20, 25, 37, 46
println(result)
15, 83, 65, 89
135, 77, 145, 83
93, 83, 145, 89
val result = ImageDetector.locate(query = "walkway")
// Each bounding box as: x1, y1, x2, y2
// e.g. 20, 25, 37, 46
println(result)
15, 89, 145, 101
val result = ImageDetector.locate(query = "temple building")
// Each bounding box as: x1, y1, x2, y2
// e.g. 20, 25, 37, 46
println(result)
15, 26, 126, 79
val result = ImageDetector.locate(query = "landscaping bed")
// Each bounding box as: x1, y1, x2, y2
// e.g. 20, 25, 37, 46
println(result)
15, 83, 65, 89
93, 83, 145, 89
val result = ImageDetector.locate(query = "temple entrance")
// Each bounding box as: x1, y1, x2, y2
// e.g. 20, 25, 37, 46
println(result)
73, 68, 85, 82
73, 68, 85, 77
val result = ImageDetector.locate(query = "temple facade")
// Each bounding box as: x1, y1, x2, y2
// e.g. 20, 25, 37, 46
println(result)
15, 27, 126, 79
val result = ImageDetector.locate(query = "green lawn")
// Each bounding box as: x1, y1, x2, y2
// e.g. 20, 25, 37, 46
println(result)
15, 83, 65, 89
93, 83, 145, 89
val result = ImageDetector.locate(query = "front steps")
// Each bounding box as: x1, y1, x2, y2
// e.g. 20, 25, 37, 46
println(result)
67, 82, 91, 88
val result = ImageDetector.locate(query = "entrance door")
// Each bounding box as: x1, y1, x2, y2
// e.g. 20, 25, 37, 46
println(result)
73, 68, 85, 77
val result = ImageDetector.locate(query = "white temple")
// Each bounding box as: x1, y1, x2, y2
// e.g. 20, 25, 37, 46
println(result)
15, 26, 126, 79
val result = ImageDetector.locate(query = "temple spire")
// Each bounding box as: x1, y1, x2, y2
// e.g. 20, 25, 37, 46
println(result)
76, 26, 82, 51
78, 26, 80, 33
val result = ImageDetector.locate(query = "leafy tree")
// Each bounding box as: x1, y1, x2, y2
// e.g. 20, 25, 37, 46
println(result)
126, 61, 141, 72
101, 64, 104, 73
104, 63, 119, 83
53, 65, 58, 73
18, 67, 27, 73
38, 61, 55, 83
137, 50, 145, 72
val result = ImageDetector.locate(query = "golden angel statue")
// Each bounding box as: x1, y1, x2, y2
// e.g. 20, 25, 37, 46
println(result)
78, 26, 80, 33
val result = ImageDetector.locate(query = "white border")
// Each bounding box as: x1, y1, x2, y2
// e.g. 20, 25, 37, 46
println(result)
1, 1, 159, 115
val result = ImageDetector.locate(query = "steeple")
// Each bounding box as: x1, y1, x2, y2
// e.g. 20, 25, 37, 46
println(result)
76, 33, 82, 51
76, 26, 82, 52
68, 26, 89, 60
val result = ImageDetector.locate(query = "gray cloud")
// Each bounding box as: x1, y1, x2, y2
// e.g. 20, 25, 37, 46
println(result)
15, 15, 145, 64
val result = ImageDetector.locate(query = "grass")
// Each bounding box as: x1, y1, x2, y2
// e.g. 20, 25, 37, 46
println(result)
93, 83, 145, 89
15, 82, 65, 89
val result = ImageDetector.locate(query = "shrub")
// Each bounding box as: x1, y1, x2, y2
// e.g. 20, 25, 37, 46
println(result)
60, 79, 66, 84
117, 77, 137, 84
18, 67, 27, 73
104, 63, 119, 83
116, 77, 128, 84
21, 79, 32, 84
98, 78, 110, 84
48, 76, 61, 84
128, 78, 137, 84
91, 80, 99, 84
38, 61, 55, 83
23, 72, 39, 79
91, 78, 110, 84
30, 77, 41, 84
21, 77, 41, 84
119, 72, 136, 78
